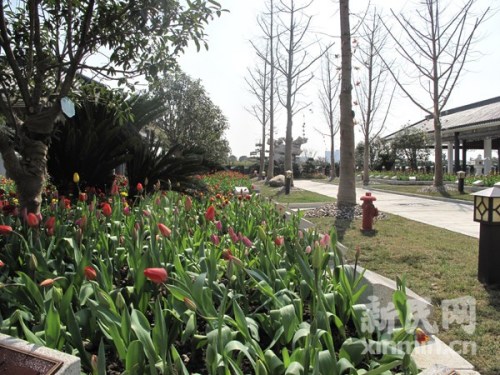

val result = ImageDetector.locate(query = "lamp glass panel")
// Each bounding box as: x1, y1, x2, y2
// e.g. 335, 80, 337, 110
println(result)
474, 196, 489, 222
492, 197, 500, 223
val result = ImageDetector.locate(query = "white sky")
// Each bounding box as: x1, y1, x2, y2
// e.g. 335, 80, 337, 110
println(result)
178, 0, 500, 159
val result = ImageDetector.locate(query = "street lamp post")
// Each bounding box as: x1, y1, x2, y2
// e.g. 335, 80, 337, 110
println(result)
472, 182, 500, 285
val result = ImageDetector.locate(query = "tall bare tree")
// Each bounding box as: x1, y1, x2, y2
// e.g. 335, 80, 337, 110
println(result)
275, 0, 331, 173
353, 9, 395, 186
337, 0, 356, 207
382, 0, 489, 188
251, 0, 278, 180
318, 51, 341, 180
246, 43, 271, 179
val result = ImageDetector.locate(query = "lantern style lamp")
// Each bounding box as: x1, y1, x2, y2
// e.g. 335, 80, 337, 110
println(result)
285, 170, 293, 195
472, 182, 500, 285
457, 170, 466, 194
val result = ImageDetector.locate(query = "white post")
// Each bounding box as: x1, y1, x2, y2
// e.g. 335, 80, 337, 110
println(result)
447, 141, 454, 174
484, 137, 492, 175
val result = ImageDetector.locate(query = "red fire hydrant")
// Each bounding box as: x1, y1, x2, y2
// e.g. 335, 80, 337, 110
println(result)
360, 192, 378, 231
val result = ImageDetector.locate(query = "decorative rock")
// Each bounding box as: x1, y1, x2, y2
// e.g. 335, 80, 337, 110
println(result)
472, 180, 484, 186
268, 175, 285, 187
391, 176, 398, 180
383, 175, 390, 179
303, 203, 387, 221
409, 176, 417, 181
233, 186, 249, 195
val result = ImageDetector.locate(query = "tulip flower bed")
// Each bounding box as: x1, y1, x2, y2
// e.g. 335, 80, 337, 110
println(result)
0, 175, 420, 374
202, 171, 253, 195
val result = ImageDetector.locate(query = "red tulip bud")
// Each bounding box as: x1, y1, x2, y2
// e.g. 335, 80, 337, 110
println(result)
84, 266, 97, 280
26, 213, 39, 228
144, 268, 168, 284
0, 225, 13, 235
157, 223, 171, 238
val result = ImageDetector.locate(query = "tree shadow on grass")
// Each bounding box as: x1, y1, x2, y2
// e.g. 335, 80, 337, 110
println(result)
359, 229, 378, 237
334, 217, 353, 242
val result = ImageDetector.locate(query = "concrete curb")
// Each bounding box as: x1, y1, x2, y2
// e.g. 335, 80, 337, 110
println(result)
0, 334, 80, 374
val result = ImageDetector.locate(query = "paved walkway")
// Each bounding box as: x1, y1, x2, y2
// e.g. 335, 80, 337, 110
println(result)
293, 180, 479, 239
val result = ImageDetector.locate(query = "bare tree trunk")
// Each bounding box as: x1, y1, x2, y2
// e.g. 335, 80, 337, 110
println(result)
267, 0, 276, 180
363, 133, 370, 185
431, 7, 443, 187
0, 121, 51, 215
260, 95, 266, 178
318, 51, 340, 181
337, 0, 356, 207
330, 134, 335, 180
284, 3, 295, 174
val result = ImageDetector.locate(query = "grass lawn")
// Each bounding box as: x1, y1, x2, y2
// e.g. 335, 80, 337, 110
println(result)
368, 184, 476, 202
309, 214, 500, 375
255, 181, 336, 204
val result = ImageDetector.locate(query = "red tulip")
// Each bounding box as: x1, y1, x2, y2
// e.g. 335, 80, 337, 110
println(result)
228, 227, 239, 244
40, 278, 55, 287
45, 216, 56, 229
79, 192, 87, 202
136, 183, 144, 192
157, 223, 171, 238
0, 225, 13, 235
205, 205, 216, 221
415, 328, 430, 345
84, 266, 97, 280
144, 268, 168, 284
222, 248, 234, 261
275, 236, 284, 247
185, 196, 192, 211
101, 203, 112, 217
27, 213, 39, 227
210, 234, 220, 245
215, 220, 223, 231
240, 234, 253, 248
221, 249, 242, 266
111, 183, 119, 196
0, 260, 5, 267
45, 216, 56, 236
75, 215, 87, 229
319, 233, 330, 248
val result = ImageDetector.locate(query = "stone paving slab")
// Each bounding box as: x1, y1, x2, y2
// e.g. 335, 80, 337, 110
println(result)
293, 180, 479, 238
420, 364, 480, 375
413, 336, 475, 372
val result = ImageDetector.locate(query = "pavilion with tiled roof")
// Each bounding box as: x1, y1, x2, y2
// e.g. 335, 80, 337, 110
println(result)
384, 96, 500, 173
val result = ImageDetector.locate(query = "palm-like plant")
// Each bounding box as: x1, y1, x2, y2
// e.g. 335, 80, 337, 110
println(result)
126, 134, 215, 196
47, 91, 165, 193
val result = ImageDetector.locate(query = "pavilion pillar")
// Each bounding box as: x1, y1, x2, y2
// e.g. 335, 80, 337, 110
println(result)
454, 132, 460, 173
462, 140, 467, 172
447, 142, 454, 174
484, 137, 492, 175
